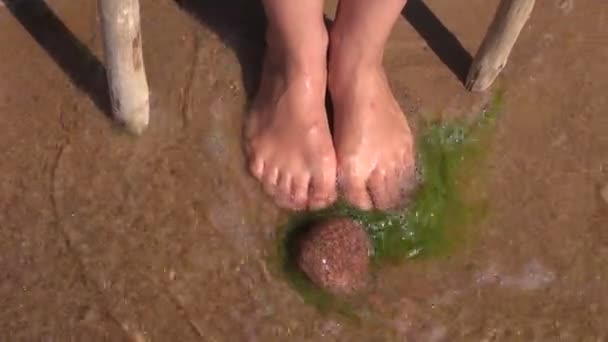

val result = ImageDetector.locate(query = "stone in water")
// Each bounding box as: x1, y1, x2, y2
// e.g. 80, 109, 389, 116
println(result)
297, 217, 372, 295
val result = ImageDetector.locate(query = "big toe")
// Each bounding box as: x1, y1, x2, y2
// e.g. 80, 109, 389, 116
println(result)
290, 173, 312, 210
273, 171, 310, 211
367, 167, 398, 210
308, 168, 337, 210
340, 169, 373, 210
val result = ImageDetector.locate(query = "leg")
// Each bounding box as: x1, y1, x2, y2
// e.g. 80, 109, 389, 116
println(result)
328, 0, 416, 210
466, 0, 535, 92
245, 0, 337, 210
98, 0, 150, 134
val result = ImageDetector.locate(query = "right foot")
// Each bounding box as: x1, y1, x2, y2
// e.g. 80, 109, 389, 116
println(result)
328, 42, 417, 210
244, 34, 337, 211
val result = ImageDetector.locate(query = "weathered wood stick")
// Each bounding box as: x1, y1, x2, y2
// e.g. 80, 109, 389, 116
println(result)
466, 0, 535, 92
98, 0, 149, 134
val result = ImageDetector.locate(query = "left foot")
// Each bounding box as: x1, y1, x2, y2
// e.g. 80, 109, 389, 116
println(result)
244, 29, 337, 211
328, 59, 416, 210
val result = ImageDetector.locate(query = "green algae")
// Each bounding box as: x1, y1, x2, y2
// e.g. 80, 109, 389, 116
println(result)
272, 92, 504, 317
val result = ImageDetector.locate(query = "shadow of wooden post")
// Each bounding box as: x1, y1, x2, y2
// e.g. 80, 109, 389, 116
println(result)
402, 0, 473, 85
2, 0, 113, 118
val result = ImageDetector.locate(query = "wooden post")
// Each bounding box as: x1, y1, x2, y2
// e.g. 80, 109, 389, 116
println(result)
465, 0, 535, 92
98, 0, 150, 134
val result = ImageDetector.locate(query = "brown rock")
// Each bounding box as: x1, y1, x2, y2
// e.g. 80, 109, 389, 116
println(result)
296, 217, 372, 296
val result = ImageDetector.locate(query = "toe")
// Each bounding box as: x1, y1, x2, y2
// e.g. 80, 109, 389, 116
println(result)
386, 165, 406, 210
339, 168, 373, 210
367, 167, 392, 210
308, 169, 337, 210
262, 166, 279, 197
290, 173, 311, 211
274, 172, 294, 208
400, 152, 418, 196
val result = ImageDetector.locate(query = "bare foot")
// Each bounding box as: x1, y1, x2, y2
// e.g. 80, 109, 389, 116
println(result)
329, 62, 416, 210
245, 42, 337, 211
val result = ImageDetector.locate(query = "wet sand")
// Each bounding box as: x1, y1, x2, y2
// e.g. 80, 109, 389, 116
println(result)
1, 0, 607, 340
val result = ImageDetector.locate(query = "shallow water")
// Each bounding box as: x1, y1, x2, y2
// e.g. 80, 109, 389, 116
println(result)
272, 93, 502, 324
1, 0, 607, 340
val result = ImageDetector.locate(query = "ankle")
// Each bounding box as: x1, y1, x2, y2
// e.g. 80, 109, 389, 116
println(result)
265, 26, 329, 76
329, 28, 383, 66
328, 56, 383, 101
327, 32, 384, 95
